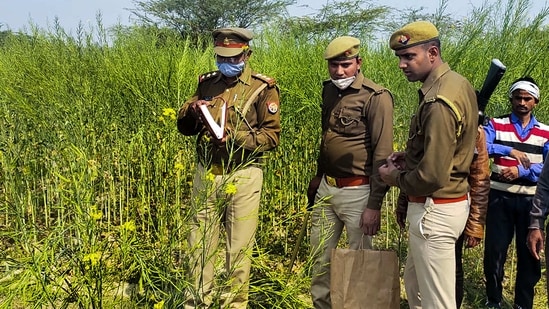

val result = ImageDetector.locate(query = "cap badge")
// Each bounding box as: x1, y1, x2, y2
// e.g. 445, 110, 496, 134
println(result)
223, 37, 230, 46
398, 34, 410, 45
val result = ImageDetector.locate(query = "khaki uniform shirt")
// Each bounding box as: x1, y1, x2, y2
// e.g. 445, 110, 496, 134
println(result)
319, 73, 394, 210
177, 65, 281, 166
390, 62, 478, 198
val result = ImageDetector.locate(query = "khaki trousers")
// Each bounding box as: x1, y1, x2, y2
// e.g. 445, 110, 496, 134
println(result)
310, 176, 371, 309
404, 197, 469, 309
186, 165, 263, 309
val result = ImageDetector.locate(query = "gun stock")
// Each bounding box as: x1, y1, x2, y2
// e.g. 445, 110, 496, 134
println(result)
477, 59, 506, 125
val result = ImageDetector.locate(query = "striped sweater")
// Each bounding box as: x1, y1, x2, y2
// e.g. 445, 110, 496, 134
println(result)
489, 115, 549, 194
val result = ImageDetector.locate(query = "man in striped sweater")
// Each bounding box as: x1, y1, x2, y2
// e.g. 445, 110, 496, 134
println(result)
483, 76, 549, 309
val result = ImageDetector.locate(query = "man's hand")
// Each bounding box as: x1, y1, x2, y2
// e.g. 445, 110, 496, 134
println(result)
379, 152, 405, 187
510, 149, 531, 168
360, 208, 381, 235
499, 166, 519, 182
211, 134, 228, 148
464, 235, 482, 248
188, 99, 210, 121
307, 176, 322, 211
379, 162, 398, 186
527, 228, 544, 260
388, 152, 406, 170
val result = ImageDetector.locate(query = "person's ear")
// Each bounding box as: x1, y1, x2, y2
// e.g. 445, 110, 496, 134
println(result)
428, 46, 439, 59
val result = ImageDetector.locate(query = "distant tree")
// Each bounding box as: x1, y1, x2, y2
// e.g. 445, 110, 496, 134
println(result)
0, 30, 10, 45
282, 0, 389, 41
380, 0, 462, 40
277, 0, 465, 45
131, 0, 295, 42
0, 30, 34, 47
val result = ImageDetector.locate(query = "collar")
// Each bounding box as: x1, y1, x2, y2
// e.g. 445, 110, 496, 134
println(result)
419, 62, 451, 97
510, 112, 539, 127
349, 72, 365, 89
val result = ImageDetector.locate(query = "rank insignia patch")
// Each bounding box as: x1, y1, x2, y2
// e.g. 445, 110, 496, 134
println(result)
268, 102, 278, 114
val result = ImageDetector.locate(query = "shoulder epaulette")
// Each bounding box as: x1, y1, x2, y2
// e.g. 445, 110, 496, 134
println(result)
252, 73, 277, 87
424, 95, 464, 137
360, 81, 393, 117
198, 71, 220, 83
361, 77, 385, 93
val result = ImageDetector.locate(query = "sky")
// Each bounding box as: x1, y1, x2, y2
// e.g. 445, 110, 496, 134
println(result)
1, 0, 547, 33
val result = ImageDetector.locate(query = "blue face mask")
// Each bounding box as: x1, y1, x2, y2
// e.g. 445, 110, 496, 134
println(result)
216, 62, 245, 77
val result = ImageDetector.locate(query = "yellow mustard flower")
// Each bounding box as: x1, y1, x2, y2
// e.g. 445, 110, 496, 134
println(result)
153, 300, 165, 309
120, 220, 136, 232
201, 135, 211, 142
206, 172, 215, 182
89, 205, 103, 220
162, 108, 177, 120
224, 183, 237, 195
83, 252, 101, 267
174, 163, 184, 170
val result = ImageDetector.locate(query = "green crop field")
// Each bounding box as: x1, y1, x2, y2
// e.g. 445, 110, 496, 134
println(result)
1, 1, 549, 308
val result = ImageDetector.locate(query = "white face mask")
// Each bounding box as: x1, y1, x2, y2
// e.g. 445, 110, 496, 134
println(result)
331, 76, 356, 90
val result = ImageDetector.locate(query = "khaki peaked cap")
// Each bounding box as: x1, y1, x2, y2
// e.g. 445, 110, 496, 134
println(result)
389, 21, 439, 51
213, 27, 253, 57
324, 36, 360, 60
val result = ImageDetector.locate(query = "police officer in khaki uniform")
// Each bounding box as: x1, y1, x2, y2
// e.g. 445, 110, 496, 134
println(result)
379, 21, 478, 309
177, 27, 280, 309
307, 36, 394, 308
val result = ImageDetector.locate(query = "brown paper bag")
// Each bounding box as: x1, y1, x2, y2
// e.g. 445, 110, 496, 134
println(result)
330, 248, 400, 309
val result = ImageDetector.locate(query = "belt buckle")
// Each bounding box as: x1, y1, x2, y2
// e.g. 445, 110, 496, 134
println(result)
325, 175, 337, 187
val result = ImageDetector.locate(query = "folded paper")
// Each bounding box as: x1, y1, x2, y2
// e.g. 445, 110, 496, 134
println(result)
199, 100, 227, 140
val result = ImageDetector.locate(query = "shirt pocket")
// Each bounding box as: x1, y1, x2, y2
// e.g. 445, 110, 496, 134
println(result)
330, 106, 366, 136
407, 114, 425, 144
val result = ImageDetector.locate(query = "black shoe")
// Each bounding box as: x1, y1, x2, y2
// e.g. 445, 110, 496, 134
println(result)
513, 305, 523, 309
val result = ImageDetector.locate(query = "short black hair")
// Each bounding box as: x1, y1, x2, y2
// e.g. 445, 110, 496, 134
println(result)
511, 76, 538, 87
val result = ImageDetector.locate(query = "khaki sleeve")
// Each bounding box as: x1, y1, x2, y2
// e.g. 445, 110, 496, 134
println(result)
396, 101, 457, 196
177, 90, 201, 136
365, 90, 394, 210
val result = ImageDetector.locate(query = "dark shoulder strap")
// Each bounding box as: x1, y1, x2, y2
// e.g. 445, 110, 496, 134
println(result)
198, 71, 220, 83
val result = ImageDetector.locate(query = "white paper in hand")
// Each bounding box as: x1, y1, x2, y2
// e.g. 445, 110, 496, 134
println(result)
199, 102, 226, 139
